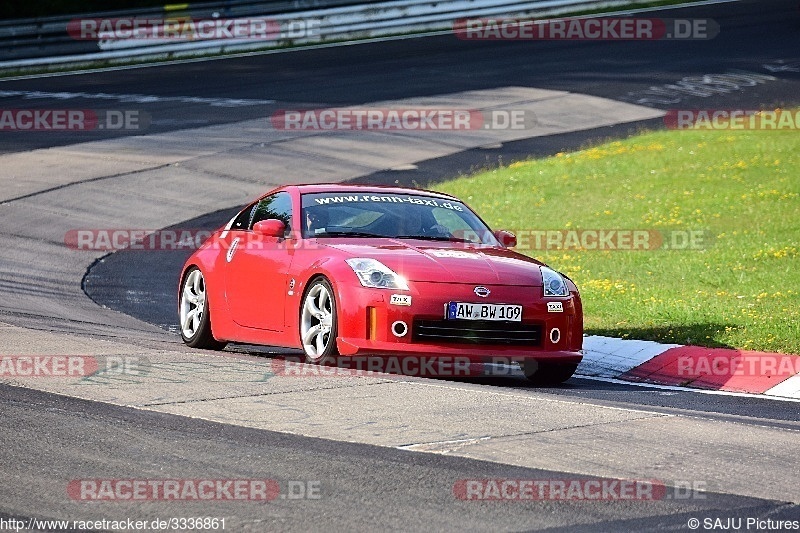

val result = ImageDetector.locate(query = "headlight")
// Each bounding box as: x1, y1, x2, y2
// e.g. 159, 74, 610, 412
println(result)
346, 258, 409, 290
541, 266, 569, 297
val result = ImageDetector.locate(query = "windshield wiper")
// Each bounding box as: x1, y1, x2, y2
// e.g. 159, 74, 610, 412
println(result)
314, 231, 387, 238
393, 235, 474, 243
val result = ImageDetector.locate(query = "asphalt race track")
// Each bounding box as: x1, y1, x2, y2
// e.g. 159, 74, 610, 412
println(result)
1, 0, 798, 156
1, 0, 799, 530
2, 385, 799, 532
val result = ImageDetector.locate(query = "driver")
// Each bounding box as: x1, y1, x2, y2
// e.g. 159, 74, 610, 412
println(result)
399, 207, 450, 238
305, 207, 328, 235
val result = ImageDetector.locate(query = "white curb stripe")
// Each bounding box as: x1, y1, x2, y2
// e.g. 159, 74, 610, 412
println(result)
579, 336, 800, 400
578, 335, 678, 378
763, 374, 800, 400
577, 375, 800, 403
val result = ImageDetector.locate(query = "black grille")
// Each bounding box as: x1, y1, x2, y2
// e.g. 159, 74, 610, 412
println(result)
412, 319, 542, 346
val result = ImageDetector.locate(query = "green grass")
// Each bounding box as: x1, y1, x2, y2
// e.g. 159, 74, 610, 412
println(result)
434, 124, 800, 354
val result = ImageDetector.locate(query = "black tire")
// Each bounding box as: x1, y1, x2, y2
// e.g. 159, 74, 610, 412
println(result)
179, 267, 227, 350
521, 360, 577, 385
299, 277, 340, 365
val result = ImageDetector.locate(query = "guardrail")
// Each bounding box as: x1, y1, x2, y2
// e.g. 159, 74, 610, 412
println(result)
0, 0, 373, 62
0, 0, 654, 70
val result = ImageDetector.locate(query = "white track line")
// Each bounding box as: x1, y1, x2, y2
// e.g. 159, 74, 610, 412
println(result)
575, 374, 800, 402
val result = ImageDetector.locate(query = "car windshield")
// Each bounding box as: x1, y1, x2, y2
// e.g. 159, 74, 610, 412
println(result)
301, 192, 500, 245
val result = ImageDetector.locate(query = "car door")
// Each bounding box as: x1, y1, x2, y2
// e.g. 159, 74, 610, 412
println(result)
224, 192, 294, 331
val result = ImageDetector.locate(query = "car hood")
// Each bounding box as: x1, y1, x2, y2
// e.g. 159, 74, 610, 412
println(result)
320, 239, 544, 285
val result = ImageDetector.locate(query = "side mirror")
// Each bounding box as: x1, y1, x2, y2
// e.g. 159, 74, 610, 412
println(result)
253, 219, 286, 238
494, 230, 517, 248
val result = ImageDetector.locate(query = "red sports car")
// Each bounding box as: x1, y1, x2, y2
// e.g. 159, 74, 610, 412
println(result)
179, 184, 583, 384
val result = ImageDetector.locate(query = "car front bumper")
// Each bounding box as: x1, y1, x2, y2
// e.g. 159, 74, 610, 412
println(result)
333, 281, 583, 363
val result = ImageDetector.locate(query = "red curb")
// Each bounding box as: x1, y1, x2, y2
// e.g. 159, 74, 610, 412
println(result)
620, 345, 800, 393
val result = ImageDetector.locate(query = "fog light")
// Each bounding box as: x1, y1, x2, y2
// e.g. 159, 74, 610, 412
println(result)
391, 321, 408, 337
550, 328, 561, 344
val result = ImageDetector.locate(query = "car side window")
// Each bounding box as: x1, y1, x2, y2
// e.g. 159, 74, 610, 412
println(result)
231, 202, 257, 231
250, 192, 292, 235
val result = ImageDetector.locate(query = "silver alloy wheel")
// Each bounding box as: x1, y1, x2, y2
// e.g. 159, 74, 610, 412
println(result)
180, 269, 206, 340
300, 282, 334, 360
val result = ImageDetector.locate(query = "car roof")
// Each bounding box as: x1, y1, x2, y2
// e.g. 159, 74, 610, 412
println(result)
271, 183, 460, 201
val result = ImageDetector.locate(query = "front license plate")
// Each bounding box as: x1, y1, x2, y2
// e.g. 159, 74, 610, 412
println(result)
446, 302, 522, 321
